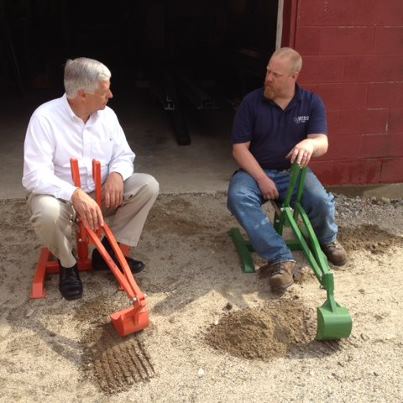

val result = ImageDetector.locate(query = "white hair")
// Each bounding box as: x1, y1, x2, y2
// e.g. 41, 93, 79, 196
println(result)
64, 57, 111, 99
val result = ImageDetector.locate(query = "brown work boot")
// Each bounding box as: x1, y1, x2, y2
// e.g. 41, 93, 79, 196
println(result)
260, 261, 295, 292
321, 240, 347, 266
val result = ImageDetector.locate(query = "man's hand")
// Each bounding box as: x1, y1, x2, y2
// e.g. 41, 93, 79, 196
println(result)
71, 188, 104, 230
103, 172, 124, 209
257, 176, 279, 200
286, 138, 315, 167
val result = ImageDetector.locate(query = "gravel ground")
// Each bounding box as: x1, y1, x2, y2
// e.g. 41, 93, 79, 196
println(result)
0, 191, 402, 402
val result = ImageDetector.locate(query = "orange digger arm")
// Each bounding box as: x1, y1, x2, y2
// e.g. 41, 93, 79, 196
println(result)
70, 158, 146, 304
91, 160, 144, 302
85, 224, 146, 303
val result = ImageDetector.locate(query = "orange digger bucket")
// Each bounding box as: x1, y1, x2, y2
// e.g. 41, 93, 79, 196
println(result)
71, 158, 150, 336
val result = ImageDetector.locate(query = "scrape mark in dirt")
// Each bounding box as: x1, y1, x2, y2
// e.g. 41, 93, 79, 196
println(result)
77, 297, 155, 394
82, 325, 155, 394
339, 225, 403, 255
145, 195, 218, 236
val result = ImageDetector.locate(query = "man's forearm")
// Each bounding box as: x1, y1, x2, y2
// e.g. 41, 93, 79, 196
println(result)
308, 134, 328, 157
233, 146, 267, 182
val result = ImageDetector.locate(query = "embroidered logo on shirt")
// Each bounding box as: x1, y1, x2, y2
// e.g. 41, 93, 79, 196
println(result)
293, 115, 310, 124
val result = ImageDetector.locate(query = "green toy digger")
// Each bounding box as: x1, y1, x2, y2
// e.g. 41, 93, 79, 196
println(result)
229, 163, 352, 341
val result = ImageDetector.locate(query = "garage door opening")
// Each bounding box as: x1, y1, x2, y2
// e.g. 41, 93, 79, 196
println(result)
1, 0, 279, 145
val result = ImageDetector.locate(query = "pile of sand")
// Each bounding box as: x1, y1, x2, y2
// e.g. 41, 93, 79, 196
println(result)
205, 299, 316, 361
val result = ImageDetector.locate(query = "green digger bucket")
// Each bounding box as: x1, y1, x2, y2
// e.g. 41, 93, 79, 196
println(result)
317, 302, 352, 341
316, 272, 352, 340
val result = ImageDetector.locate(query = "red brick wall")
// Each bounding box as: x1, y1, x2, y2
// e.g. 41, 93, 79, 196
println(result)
284, 0, 403, 185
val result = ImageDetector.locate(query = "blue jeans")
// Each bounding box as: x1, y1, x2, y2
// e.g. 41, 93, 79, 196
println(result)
227, 168, 338, 264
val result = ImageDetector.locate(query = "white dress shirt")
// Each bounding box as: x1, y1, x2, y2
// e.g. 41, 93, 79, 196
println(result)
22, 94, 135, 201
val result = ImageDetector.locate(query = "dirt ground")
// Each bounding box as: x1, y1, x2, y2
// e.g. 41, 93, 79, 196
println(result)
0, 192, 402, 402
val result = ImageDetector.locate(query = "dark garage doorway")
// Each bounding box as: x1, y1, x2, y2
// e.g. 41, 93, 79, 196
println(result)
1, 0, 279, 144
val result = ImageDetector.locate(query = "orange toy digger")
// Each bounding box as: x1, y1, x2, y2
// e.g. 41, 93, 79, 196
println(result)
31, 159, 149, 337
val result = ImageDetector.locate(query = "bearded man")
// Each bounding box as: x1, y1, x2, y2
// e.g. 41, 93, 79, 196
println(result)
227, 47, 347, 292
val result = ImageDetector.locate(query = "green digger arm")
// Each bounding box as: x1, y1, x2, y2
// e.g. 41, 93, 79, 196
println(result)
285, 164, 352, 340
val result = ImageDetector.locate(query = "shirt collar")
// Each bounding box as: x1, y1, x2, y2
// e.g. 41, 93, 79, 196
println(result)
62, 94, 78, 120
61, 93, 100, 124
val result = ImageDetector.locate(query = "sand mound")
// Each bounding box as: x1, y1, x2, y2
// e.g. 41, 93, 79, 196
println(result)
205, 299, 316, 361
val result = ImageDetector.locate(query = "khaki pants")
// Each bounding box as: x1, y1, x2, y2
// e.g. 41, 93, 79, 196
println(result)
27, 173, 159, 268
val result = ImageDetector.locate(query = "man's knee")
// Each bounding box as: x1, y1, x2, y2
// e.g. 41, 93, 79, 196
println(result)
125, 174, 159, 200
303, 187, 334, 215
31, 197, 60, 223
30, 197, 67, 234
141, 175, 159, 199
227, 185, 257, 214
228, 185, 245, 205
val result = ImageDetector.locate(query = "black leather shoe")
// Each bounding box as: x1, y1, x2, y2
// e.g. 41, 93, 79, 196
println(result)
92, 237, 145, 274
58, 263, 83, 300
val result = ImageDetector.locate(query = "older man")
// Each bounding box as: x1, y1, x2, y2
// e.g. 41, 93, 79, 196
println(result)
23, 57, 159, 300
228, 47, 347, 292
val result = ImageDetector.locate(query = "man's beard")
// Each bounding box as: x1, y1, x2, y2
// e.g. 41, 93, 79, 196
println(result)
264, 85, 276, 100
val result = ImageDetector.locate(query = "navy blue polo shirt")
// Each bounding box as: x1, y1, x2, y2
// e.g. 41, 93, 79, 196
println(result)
231, 85, 328, 170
